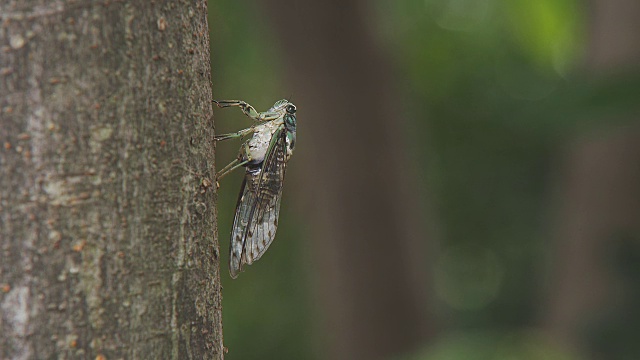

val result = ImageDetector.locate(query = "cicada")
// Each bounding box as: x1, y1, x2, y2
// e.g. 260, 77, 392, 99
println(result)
213, 99, 297, 278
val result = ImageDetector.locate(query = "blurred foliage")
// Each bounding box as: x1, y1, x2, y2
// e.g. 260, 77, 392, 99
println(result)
373, 0, 586, 332
209, 0, 640, 359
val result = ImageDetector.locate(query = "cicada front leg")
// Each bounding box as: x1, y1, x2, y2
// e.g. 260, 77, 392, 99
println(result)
214, 100, 261, 120
213, 100, 282, 122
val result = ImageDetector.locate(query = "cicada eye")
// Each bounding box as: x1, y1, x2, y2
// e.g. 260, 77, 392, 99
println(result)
286, 104, 296, 114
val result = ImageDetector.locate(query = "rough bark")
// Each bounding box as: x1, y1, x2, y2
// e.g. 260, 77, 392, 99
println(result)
0, 1, 222, 359
542, 0, 640, 356
262, 1, 435, 359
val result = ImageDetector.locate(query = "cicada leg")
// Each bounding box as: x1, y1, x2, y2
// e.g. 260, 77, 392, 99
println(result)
215, 143, 252, 185
214, 127, 254, 142
216, 159, 250, 181
213, 100, 282, 122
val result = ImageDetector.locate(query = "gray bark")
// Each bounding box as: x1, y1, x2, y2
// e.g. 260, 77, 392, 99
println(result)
0, 1, 222, 359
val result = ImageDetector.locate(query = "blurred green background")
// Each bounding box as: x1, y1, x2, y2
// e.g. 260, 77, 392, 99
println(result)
208, 0, 640, 359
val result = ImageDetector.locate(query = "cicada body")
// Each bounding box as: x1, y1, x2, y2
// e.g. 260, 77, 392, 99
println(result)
213, 99, 296, 278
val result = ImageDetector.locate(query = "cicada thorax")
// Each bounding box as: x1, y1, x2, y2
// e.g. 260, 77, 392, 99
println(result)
240, 120, 282, 167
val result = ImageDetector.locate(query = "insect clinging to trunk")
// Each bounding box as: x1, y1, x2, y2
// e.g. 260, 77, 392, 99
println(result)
213, 99, 297, 278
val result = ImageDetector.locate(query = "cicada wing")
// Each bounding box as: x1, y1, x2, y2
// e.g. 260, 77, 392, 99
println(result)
242, 128, 289, 266
228, 170, 261, 279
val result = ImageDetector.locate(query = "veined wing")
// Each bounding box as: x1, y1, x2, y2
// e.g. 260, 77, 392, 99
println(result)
229, 126, 288, 278
228, 173, 256, 279
243, 127, 289, 264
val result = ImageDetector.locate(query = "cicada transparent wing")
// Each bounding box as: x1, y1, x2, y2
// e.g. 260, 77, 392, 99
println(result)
228, 174, 257, 278
229, 126, 289, 278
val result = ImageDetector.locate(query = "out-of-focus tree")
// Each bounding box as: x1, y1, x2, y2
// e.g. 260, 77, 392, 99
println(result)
542, 0, 640, 358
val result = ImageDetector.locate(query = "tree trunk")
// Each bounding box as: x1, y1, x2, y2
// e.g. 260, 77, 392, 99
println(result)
261, 1, 435, 359
0, 1, 222, 359
542, 0, 640, 357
